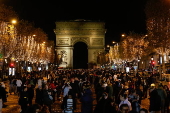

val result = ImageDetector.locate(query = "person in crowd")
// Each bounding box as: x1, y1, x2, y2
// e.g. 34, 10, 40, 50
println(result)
78, 79, 84, 98
42, 84, 53, 113
139, 108, 148, 113
0, 82, 8, 108
142, 78, 149, 99
37, 77, 43, 88
128, 89, 140, 113
135, 86, 143, 105
149, 84, 161, 113
49, 80, 57, 103
74, 77, 82, 99
119, 93, 132, 111
94, 92, 113, 113
0, 84, 3, 113
61, 82, 72, 110
12, 77, 17, 95
95, 81, 104, 103
106, 100, 117, 113
35, 86, 43, 106
55, 81, 62, 101
118, 104, 131, 113
18, 86, 29, 113
29, 78, 35, 88
101, 81, 107, 93
27, 84, 34, 106
113, 73, 118, 81
115, 79, 123, 104
80, 87, 93, 113
16, 78, 22, 96
9, 76, 14, 95
163, 85, 170, 113
69, 77, 79, 110
118, 85, 129, 98
156, 83, 167, 113
106, 83, 113, 99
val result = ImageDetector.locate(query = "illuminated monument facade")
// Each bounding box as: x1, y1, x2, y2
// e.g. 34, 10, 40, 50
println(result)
54, 19, 106, 68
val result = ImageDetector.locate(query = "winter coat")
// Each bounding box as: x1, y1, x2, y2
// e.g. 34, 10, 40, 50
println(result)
156, 87, 167, 101
35, 88, 43, 105
0, 86, 7, 102
149, 89, 161, 112
27, 87, 34, 100
94, 97, 112, 113
80, 89, 93, 113
106, 85, 113, 98
80, 89, 93, 103
18, 91, 29, 106
106, 103, 117, 113
49, 83, 56, 90
42, 89, 53, 105
164, 89, 170, 107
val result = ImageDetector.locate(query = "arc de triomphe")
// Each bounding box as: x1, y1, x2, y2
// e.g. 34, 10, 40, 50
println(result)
54, 19, 106, 68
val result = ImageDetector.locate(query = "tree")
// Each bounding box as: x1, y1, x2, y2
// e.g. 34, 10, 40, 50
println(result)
119, 32, 148, 62
145, 0, 170, 73
97, 51, 106, 66
0, 4, 54, 74
47, 40, 55, 63
0, 4, 18, 22
16, 20, 35, 37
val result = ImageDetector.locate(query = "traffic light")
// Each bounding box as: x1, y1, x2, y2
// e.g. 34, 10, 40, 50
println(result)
151, 61, 155, 66
9, 63, 15, 68
152, 61, 155, 64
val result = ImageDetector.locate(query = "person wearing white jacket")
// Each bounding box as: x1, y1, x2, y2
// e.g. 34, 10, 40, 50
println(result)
63, 83, 72, 97
61, 83, 72, 110
16, 78, 22, 96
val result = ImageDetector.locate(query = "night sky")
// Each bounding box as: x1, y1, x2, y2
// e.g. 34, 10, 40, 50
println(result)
2, 0, 147, 46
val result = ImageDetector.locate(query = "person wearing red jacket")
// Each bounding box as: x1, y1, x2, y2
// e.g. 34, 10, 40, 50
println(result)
49, 80, 57, 103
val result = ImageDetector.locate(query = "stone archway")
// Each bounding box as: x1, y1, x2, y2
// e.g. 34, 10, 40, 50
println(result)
73, 42, 88, 69
54, 19, 106, 68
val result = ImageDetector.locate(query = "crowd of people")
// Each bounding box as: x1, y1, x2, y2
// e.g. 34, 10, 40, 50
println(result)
0, 69, 169, 113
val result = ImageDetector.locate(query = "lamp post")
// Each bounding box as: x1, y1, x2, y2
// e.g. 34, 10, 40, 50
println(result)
138, 58, 140, 71
151, 56, 154, 74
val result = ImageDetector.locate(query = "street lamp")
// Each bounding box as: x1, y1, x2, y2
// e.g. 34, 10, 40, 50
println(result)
151, 56, 154, 60
112, 41, 116, 44
11, 19, 17, 24
122, 34, 125, 37
151, 56, 154, 74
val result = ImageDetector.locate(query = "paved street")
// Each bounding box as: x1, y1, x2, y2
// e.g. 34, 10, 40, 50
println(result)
2, 81, 20, 113
1, 80, 151, 113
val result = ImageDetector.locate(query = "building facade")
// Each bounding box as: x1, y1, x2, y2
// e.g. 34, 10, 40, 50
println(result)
54, 19, 106, 68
